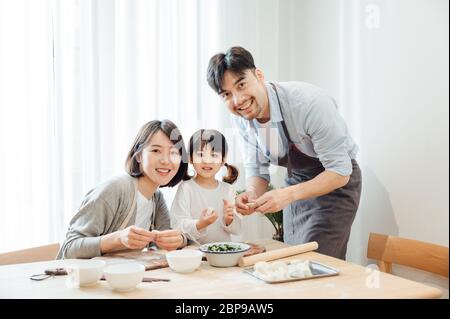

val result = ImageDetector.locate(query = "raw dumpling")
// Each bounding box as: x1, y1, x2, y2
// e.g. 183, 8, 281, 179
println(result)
271, 269, 288, 281
287, 260, 312, 278
254, 261, 271, 275
254, 260, 312, 281
271, 261, 288, 273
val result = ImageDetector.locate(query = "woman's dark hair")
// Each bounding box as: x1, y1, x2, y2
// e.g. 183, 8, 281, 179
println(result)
207, 46, 256, 94
185, 129, 239, 184
125, 120, 188, 187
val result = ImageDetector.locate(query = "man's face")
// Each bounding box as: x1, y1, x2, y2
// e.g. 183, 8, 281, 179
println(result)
219, 69, 268, 120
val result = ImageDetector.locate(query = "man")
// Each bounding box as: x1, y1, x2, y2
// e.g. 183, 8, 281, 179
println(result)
206, 46, 362, 259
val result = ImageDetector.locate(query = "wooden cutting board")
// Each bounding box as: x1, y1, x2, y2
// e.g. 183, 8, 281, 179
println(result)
93, 250, 168, 271
244, 242, 266, 256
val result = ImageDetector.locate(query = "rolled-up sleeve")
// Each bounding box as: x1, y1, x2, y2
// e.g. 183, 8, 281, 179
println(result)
232, 117, 271, 182
303, 94, 353, 176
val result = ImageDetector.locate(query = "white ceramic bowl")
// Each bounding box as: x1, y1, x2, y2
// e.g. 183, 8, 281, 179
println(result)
166, 249, 203, 273
103, 263, 145, 292
65, 259, 105, 287
199, 242, 251, 267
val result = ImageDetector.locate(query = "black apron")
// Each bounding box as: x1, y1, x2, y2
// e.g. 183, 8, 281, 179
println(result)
270, 83, 362, 260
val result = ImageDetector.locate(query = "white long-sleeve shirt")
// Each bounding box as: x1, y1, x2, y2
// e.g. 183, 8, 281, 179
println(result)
170, 179, 242, 244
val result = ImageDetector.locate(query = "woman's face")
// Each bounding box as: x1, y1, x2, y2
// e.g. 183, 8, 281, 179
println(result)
139, 130, 182, 186
191, 143, 223, 179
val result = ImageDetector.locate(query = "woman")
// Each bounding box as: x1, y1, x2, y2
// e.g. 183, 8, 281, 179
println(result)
57, 120, 189, 259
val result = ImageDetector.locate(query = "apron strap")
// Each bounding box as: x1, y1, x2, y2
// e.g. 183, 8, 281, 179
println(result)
270, 82, 293, 177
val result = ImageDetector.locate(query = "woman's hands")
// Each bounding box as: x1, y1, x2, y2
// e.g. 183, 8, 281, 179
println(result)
101, 226, 184, 254
153, 229, 184, 251
118, 226, 156, 250
119, 226, 183, 251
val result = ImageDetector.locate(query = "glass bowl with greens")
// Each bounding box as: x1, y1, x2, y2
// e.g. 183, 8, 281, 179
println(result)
199, 242, 251, 267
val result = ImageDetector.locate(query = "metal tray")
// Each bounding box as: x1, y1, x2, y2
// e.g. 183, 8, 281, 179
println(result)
244, 261, 339, 284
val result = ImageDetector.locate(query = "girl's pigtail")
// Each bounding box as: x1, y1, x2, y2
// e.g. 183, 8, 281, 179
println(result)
183, 167, 193, 181
222, 163, 239, 184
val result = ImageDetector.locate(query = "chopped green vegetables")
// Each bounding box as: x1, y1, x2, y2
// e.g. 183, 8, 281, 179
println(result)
207, 243, 241, 252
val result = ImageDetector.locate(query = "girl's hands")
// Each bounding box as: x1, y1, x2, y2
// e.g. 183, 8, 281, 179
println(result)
196, 208, 218, 231
118, 226, 156, 250
223, 199, 235, 226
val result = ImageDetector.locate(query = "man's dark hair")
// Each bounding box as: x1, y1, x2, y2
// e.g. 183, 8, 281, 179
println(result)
207, 46, 256, 94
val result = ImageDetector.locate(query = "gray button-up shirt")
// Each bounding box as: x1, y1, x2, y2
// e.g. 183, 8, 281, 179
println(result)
232, 81, 359, 182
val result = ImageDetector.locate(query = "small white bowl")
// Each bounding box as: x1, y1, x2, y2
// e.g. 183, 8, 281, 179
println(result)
103, 263, 145, 292
166, 249, 203, 273
65, 259, 105, 287
199, 242, 251, 267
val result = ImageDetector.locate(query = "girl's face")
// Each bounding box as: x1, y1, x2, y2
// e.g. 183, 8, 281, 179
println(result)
139, 130, 182, 186
191, 143, 224, 179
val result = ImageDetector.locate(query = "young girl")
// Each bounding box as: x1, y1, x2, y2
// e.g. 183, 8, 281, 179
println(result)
57, 120, 189, 259
170, 129, 242, 244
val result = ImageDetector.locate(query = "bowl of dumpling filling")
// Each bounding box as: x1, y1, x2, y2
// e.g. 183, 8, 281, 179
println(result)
199, 242, 251, 267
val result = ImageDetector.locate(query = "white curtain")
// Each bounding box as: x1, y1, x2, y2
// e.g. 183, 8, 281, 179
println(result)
0, 0, 56, 252
49, 0, 223, 240
0, 0, 221, 252
0, 0, 289, 252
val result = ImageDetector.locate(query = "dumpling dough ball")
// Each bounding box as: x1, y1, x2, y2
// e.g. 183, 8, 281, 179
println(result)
205, 207, 214, 216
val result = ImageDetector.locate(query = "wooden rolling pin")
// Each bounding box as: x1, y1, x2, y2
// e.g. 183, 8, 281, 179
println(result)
238, 241, 318, 267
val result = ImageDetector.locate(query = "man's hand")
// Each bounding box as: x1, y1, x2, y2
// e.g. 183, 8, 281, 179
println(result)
254, 188, 293, 214
235, 190, 258, 215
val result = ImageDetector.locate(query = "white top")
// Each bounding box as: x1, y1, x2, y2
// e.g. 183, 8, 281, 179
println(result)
169, 179, 242, 244
135, 191, 154, 230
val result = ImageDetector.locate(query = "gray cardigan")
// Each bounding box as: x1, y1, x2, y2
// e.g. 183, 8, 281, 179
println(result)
57, 174, 185, 259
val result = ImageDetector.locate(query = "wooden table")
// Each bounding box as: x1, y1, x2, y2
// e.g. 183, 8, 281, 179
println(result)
0, 240, 442, 299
